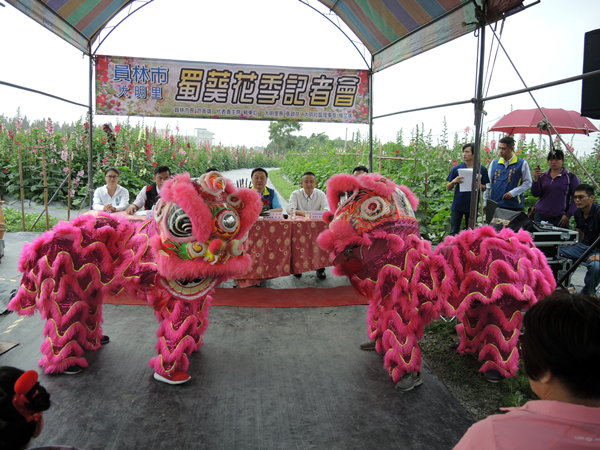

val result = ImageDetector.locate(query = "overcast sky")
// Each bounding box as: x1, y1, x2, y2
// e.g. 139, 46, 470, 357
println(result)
0, 0, 598, 154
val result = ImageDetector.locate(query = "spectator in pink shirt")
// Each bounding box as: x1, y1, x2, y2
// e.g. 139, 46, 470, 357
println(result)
454, 290, 600, 449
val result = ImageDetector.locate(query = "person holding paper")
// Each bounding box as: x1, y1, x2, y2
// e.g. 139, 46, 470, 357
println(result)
288, 171, 329, 280
446, 143, 490, 235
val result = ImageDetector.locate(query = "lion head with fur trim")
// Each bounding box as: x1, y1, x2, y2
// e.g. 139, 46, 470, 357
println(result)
150, 172, 262, 300
317, 173, 420, 258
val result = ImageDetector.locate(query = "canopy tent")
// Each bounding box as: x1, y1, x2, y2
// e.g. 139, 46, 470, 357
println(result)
10, 0, 599, 227
319, 0, 523, 72
7, 0, 522, 67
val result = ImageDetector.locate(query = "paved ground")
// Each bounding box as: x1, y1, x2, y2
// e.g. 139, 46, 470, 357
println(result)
0, 168, 588, 449
0, 169, 478, 450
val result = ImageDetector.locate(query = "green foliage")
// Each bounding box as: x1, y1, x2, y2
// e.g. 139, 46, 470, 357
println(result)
268, 121, 303, 154
2, 206, 59, 232
268, 169, 296, 201
421, 319, 537, 419
0, 115, 283, 206
281, 122, 600, 244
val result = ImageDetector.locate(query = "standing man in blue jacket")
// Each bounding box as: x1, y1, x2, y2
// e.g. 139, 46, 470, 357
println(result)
483, 136, 532, 215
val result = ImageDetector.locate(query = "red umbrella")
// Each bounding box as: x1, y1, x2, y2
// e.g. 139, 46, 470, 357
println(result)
489, 108, 599, 136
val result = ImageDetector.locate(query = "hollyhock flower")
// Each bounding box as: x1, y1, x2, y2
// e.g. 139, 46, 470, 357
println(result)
115, 124, 121, 134
78, 170, 85, 177
519, 133, 526, 141
491, 140, 496, 150
63, 167, 69, 174
464, 126, 470, 133
484, 147, 490, 153
453, 160, 458, 166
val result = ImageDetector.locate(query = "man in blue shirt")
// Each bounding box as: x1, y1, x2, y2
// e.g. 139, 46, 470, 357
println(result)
484, 136, 532, 214
447, 143, 490, 235
559, 184, 600, 295
251, 168, 282, 211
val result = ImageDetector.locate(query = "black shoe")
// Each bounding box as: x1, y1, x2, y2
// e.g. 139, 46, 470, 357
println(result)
316, 268, 326, 280
360, 340, 376, 351
64, 364, 83, 375
100, 335, 110, 345
484, 369, 503, 383
293, 273, 302, 278
448, 341, 459, 350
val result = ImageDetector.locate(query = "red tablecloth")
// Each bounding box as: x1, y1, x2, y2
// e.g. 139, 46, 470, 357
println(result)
236, 217, 331, 285
84, 211, 331, 285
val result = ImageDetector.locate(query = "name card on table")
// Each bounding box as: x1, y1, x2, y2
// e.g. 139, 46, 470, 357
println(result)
266, 211, 284, 220
310, 210, 325, 220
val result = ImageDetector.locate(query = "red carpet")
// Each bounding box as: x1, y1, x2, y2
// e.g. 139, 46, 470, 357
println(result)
105, 285, 367, 308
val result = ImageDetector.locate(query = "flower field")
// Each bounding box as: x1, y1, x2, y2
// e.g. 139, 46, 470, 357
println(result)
281, 124, 600, 243
1, 113, 599, 244
0, 114, 282, 207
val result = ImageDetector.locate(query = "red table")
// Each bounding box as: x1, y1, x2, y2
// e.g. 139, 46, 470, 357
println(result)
236, 217, 331, 286
84, 211, 331, 285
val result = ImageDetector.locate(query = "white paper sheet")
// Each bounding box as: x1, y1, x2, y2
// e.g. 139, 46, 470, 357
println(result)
457, 168, 473, 192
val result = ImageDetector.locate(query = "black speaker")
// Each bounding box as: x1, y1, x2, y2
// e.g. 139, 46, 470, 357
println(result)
581, 28, 600, 120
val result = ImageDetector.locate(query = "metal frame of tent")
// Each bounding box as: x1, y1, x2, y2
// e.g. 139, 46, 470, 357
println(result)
2, 0, 600, 229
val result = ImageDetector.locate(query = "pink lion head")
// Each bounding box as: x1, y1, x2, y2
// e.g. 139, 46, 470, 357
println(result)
150, 172, 262, 300
317, 173, 420, 257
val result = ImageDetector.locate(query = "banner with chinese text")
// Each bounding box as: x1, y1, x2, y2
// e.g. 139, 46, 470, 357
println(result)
95, 55, 369, 123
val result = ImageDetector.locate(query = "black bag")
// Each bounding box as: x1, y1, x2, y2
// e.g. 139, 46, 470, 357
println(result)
489, 208, 535, 232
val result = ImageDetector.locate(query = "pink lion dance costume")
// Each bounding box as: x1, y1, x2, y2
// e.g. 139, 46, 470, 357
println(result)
317, 173, 555, 386
9, 172, 262, 384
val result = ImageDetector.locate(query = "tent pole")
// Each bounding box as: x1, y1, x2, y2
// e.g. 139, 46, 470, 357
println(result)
88, 48, 94, 209
469, 13, 486, 230
368, 57, 374, 172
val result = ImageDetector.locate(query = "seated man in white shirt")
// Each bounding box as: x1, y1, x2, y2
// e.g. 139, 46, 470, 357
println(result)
288, 171, 330, 280
126, 165, 171, 215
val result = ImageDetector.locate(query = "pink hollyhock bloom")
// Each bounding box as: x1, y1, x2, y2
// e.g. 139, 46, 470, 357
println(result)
484, 147, 491, 153
115, 124, 121, 134
464, 126, 470, 133
519, 133, 526, 141
77, 170, 85, 177
491, 140, 496, 150
453, 160, 458, 166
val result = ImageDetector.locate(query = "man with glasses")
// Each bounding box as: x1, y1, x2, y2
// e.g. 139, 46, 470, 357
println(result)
559, 184, 600, 295
483, 136, 532, 214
